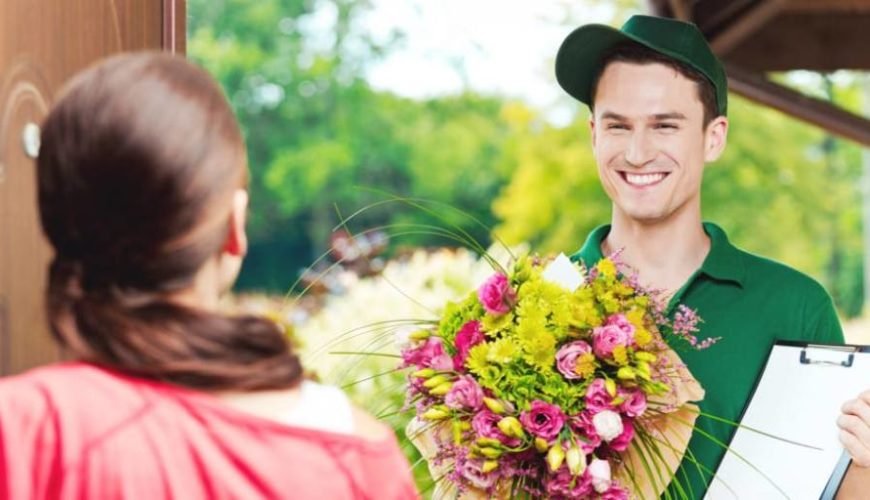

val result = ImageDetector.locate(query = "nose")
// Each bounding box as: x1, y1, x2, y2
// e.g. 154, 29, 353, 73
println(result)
624, 130, 655, 167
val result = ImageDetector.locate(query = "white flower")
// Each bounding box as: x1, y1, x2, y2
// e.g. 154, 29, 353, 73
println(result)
592, 410, 624, 442
588, 459, 612, 493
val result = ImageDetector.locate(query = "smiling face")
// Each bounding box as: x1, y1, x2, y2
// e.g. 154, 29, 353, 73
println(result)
590, 61, 727, 224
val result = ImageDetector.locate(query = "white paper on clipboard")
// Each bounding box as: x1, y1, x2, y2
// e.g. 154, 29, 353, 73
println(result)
704, 343, 870, 500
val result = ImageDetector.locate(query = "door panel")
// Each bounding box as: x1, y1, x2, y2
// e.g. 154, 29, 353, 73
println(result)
0, 0, 185, 374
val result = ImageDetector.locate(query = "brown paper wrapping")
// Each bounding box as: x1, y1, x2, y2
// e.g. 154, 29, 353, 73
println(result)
407, 348, 705, 499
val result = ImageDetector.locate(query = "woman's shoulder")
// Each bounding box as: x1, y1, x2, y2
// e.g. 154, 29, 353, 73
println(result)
0, 362, 116, 406
0, 362, 162, 437
0, 361, 150, 403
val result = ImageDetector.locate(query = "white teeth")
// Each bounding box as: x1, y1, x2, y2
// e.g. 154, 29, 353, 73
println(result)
624, 173, 666, 186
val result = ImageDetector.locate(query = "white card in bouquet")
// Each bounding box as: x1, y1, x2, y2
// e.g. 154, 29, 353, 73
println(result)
541, 253, 585, 291
704, 342, 870, 500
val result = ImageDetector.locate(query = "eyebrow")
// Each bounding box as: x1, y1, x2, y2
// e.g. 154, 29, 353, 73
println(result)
599, 111, 688, 121
651, 112, 687, 121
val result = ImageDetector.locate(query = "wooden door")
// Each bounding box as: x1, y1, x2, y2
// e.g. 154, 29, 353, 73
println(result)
0, 0, 185, 375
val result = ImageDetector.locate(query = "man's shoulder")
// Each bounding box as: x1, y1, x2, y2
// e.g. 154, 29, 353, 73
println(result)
734, 247, 830, 300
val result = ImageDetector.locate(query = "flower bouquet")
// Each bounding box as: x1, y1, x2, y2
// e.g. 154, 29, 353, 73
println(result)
400, 253, 712, 499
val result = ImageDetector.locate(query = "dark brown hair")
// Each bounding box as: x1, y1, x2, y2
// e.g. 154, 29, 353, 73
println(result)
37, 52, 302, 391
590, 42, 719, 127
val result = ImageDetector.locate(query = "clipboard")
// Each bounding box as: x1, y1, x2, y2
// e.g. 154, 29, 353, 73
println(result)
704, 341, 870, 500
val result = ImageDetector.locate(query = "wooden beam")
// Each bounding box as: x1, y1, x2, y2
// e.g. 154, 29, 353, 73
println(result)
162, 0, 186, 55
726, 64, 870, 147
725, 13, 870, 71
711, 0, 787, 55
667, 0, 691, 20
787, 0, 870, 13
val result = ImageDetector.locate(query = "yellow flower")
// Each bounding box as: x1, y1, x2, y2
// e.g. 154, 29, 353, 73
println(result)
634, 327, 653, 347
597, 258, 617, 278
574, 353, 597, 379
626, 309, 645, 328
482, 312, 514, 337
612, 345, 628, 366
570, 299, 602, 329
487, 337, 519, 364
465, 343, 491, 375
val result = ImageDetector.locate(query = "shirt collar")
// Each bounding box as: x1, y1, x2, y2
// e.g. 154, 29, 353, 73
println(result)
571, 222, 745, 287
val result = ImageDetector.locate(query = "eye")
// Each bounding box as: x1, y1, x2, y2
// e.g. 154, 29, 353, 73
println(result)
654, 123, 678, 130
606, 124, 629, 131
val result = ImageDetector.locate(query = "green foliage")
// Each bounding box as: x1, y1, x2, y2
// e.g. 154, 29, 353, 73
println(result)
189, 0, 514, 290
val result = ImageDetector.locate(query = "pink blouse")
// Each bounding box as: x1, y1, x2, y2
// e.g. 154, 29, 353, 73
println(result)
0, 362, 419, 499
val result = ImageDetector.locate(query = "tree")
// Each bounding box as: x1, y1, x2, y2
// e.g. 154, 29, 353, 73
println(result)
189, 0, 514, 290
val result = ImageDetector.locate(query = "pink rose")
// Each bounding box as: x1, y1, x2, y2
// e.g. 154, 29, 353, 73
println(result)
606, 314, 636, 338
401, 337, 452, 370
601, 485, 630, 500
592, 324, 632, 358
472, 409, 520, 447
453, 321, 484, 369
457, 453, 497, 489
609, 418, 635, 452
477, 273, 516, 315
445, 375, 484, 410
585, 379, 614, 414
569, 412, 602, 454
555, 340, 592, 380
519, 400, 566, 442
619, 388, 647, 418
546, 467, 593, 498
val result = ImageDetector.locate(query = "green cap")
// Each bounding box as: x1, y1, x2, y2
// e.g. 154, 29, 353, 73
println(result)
555, 15, 728, 116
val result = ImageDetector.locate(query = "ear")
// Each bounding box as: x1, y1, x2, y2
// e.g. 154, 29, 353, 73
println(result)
589, 116, 599, 156
223, 189, 249, 257
703, 116, 729, 162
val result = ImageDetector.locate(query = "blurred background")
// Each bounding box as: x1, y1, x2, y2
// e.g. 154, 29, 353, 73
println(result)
187, 0, 869, 320
183, 0, 870, 491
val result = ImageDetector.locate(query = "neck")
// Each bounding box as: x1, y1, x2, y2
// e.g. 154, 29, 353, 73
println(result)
603, 205, 709, 294
168, 258, 222, 312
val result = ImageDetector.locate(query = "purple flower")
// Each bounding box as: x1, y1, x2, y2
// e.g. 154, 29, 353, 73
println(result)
453, 321, 484, 369
445, 375, 484, 410
478, 273, 516, 315
472, 409, 520, 447
585, 379, 614, 414
555, 341, 592, 380
519, 400, 566, 442
606, 314, 636, 338
545, 466, 593, 498
592, 323, 632, 358
619, 388, 647, 418
601, 484, 630, 500
569, 412, 602, 454
609, 418, 635, 452
457, 454, 498, 490
400, 337, 452, 370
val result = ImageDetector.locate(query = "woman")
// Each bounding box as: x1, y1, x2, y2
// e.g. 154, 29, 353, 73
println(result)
0, 52, 418, 500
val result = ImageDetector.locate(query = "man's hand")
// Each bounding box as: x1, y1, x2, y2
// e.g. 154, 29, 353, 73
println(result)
838, 390, 870, 467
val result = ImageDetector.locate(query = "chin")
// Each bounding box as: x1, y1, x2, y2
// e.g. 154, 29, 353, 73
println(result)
622, 209, 671, 224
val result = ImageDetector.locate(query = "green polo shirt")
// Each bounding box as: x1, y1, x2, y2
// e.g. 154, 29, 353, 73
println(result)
572, 223, 844, 499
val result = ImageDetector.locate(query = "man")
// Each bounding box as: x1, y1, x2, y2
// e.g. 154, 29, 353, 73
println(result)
555, 14, 870, 497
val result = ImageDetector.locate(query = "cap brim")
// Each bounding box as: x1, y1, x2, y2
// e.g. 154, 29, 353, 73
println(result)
555, 24, 644, 106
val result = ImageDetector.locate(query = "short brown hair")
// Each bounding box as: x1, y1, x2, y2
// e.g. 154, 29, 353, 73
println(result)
589, 42, 719, 127
38, 53, 303, 391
